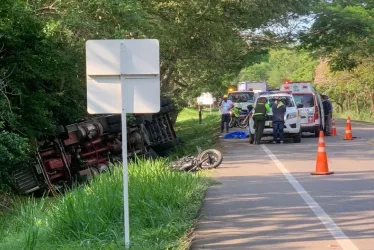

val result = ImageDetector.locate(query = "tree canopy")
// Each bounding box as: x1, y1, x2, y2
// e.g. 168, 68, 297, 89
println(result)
236, 49, 318, 87
0, 0, 313, 138
300, 1, 374, 71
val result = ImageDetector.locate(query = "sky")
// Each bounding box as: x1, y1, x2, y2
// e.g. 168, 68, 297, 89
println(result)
242, 14, 316, 40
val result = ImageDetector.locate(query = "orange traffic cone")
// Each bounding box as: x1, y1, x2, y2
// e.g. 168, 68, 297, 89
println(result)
343, 116, 353, 140
311, 131, 334, 175
331, 119, 337, 136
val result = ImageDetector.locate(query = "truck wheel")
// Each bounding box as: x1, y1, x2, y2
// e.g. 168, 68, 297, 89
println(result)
161, 98, 171, 107
108, 123, 122, 133
106, 115, 121, 125
294, 131, 302, 143
158, 104, 175, 114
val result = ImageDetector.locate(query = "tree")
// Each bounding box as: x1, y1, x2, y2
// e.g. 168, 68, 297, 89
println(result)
300, 3, 374, 71
0, 0, 86, 138
236, 48, 318, 87
0, 0, 318, 138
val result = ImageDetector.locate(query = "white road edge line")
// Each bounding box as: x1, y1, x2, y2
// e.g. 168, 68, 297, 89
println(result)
261, 144, 359, 250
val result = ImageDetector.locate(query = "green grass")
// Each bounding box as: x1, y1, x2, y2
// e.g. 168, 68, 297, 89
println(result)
334, 110, 374, 123
0, 160, 212, 250
174, 108, 221, 155
0, 108, 220, 250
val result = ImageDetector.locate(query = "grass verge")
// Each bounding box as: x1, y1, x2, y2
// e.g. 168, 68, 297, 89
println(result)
334, 110, 374, 123
0, 108, 220, 250
174, 108, 220, 155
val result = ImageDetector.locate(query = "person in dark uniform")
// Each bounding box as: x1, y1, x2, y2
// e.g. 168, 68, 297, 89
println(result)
252, 97, 271, 145
322, 94, 332, 135
271, 97, 287, 144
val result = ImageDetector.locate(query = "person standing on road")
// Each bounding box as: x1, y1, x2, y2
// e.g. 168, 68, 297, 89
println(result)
252, 97, 271, 145
322, 94, 333, 135
271, 97, 287, 144
219, 94, 234, 134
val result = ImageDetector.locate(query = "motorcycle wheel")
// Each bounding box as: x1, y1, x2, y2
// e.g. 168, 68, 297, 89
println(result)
238, 118, 249, 129
198, 149, 223, 169
229, 118, 235, 128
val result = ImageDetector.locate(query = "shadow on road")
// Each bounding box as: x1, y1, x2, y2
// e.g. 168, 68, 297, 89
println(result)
191, 171, 374, 249
191, 119, 374, 250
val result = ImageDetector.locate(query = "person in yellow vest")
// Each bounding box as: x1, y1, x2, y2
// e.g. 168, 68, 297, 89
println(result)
252, 97, 271, 145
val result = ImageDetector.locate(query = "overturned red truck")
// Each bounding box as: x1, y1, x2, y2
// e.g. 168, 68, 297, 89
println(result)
12, 98, 181, 195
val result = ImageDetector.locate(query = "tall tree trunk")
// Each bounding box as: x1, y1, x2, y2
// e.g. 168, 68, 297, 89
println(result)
339, 93, 344, 113
355, 96, 359, 114
346, 93, 351, 111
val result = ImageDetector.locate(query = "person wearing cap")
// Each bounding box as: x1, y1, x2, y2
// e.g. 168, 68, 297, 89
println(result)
252, 96, 271, 144
219, 94, 234, 133
271, 97, 287, 144
322, 94, 332, 135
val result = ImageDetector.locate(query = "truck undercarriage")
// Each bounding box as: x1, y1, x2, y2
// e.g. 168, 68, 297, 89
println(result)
12, 98, 181, 195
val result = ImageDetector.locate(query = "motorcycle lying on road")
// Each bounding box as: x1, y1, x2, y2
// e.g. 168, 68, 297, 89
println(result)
171, 148, 223, 172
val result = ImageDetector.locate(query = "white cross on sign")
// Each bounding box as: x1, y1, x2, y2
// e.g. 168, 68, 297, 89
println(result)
86, 39, 160, 249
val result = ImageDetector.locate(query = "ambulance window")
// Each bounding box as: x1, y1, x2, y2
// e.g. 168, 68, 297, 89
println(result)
293, 94, 314, 108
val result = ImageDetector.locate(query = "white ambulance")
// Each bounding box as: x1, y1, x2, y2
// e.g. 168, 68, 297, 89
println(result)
279, 82, 325, 137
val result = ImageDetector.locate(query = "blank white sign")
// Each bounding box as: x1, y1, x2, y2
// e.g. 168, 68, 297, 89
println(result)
87, 76, 160, 114
87, 76, 121, 114
86, 39, 160, 114
121, 40, 159, 75
86, 40, 121, 75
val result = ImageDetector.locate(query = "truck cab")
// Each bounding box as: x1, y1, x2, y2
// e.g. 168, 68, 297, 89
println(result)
227, 91, 255, 110
279, 82, 325, 137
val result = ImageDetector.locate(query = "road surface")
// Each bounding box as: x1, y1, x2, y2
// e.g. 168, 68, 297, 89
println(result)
191, 119, 374, 250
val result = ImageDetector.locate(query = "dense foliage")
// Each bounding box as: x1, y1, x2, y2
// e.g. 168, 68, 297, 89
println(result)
299, 0, 374, 117
236, 49, 318, 87
0, 126, 32, 190
0, 0, 314, 190
0, 0, 314, 138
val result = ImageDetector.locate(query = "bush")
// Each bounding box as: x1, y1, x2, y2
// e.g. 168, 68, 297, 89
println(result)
0, 130, 32, 190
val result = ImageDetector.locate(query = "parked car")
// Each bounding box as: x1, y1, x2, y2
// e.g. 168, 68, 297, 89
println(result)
249, 92, 301, 144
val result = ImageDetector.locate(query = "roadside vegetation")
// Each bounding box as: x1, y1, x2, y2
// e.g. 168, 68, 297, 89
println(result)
175, 108, 221, 155
2, 0, 374, 248
0, 110, 219, 250
333, 111, 374, 123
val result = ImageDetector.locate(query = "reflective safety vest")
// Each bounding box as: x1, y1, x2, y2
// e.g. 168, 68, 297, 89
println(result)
254, 103, 270, 116
277, 102, 285, 108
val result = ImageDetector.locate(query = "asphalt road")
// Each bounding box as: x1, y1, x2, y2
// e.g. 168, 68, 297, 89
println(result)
191, 119, 374, 250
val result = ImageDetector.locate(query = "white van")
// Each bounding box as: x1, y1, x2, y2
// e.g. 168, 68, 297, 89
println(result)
279, 82, 325, 137
249, 92, 301, 143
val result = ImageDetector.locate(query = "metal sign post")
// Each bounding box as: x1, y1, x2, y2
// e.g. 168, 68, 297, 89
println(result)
119, 42, 130, 247
86, 39, 160, 248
